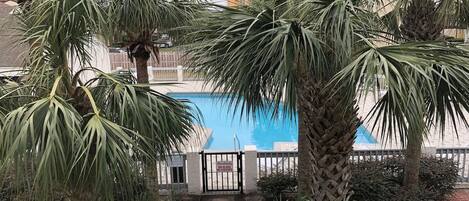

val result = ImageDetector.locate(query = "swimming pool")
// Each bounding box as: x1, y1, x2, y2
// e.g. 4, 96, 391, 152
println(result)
169, 93, 377, 150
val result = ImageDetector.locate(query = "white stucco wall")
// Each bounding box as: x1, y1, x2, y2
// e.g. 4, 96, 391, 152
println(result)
69, 37, 111, 82
208, 0, 228, 6
89, 39, 112, 73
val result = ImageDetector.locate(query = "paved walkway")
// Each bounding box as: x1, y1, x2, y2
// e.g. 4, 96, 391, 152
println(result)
177, 194, 261, 201
450, 189, 469, 201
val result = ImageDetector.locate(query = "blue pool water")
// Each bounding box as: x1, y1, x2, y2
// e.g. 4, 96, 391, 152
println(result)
169, 93, 377, 150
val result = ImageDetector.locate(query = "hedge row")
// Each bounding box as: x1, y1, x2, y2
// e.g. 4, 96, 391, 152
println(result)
257, 157, 459, 201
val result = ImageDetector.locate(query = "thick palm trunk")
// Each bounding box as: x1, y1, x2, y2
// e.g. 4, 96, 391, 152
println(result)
297, 63, 312, 197
135, 56, 150, 84
403, 124, 424, 190
297, 71, 359, 201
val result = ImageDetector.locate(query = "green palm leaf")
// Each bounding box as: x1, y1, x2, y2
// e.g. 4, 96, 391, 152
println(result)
337, 41, 469, 144
89, 71, 200, 157
108, 0, 201, 60
18, 0, 104, 93
186, 4, 325, 117
0, 78, 82, 200
0, 81, 37, 114
73, 113, 145, 200
2, 0, 200, 198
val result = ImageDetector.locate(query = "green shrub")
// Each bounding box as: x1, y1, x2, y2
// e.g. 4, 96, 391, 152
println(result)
420, 157, 459, 197
257, 173, 297, 201
350, 159, 399, 201
257, 157, 458, 201
350, 157, 458, 201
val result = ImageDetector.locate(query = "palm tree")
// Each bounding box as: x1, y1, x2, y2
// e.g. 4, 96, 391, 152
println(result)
185, 1, 367, 199
185, 0, 469, 199
108, 0, 199, 83
0, 0, 198, 200
364, 0, 469, 190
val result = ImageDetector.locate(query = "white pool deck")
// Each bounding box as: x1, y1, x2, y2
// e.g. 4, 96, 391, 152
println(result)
152, 81, 469, 152
178, 125, 212, 153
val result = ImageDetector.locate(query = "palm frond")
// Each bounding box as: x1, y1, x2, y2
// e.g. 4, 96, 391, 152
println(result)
425, 62, 469, 138
73, 113, 144, 200
88, 71, 199, 157
0, 111, 4, 129
18, 0, 105, 93
437, 0, 469, 28
299, 0, 356, 67
110, 0, 199, 35
0, 81, 37, 114
109, 0, 201, 60
185, 4, 325, 117
379, 9, 403, 40
0, 78, 82, 199
2, 0, 200, 199
336, 41, 469, 144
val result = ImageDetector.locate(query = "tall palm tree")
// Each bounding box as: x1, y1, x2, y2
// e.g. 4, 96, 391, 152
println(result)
366, 0, 469, 190
0, 0, 198, 200
337, 42, 469, 192
106, 2, 201, 197
108, 0, 200, 83
185, 0, 469, 199
185, 1, 367, 199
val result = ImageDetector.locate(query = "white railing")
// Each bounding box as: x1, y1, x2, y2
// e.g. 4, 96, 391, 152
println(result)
257, 151, 298, 177
110, 52, 185, 70
256, 148, 469, 183
179, 148, 469, 194
351, 149, 404, 163
113, 66, 203, 82
437, 148, 469, 182
152, 154, 188, 193
257, 150, 405, 177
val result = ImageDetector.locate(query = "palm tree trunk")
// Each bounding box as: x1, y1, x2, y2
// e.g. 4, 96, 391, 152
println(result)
135, 56, 150, 84
297, 120, 312, 197
399, 0, 442, 191
296, 62, 312, 197
403, 124, 424, 190
296, 69, 358, 201
145, 161, 160, 200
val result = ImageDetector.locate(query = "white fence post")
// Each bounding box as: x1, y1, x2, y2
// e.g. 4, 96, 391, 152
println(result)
147, 66, 154, 81
186, 152, 202, 194
177, 65, 184, 82
244, 145, 258, 194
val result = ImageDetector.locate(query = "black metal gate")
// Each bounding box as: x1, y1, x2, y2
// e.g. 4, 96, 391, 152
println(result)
200, 151, 244, 193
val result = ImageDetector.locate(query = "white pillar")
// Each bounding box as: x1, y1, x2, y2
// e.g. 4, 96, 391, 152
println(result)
422, 147, 437, 157
147, 66, 154, 81
177, 65, 184, 82
186, 152, 202, 194
244, 145, 258, 194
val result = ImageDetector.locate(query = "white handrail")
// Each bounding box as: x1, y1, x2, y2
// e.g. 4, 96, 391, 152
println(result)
233, 132, 241, 151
